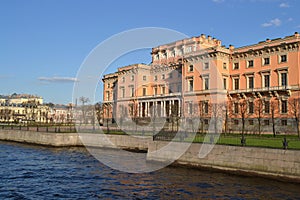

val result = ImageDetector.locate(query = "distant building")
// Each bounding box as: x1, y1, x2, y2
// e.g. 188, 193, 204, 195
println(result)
102, 32, 300, 134
0, 94, 47, 123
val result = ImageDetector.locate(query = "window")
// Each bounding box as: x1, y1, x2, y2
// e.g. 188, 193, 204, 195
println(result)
264, 101, 270, 114
204, 102, 209, 114
143, 76, 147, 81
234, 119, 239, 125
234, 102, 239, 114
204, 77, 209, 90
248, 60, 254, 68
234, 78, 239, 90
162, 86, 165, 94
106, 91, 110, 101
162, 74, 165, 80
281, 72, 287, 86
264, 57, 270, 65
189, 65, 194, 72
107, 83, 110, 88
204, 62, 209, 70
264, 74, 270, 88
204, 119, 209, 125
223, 62, 227, 69
281, 100, 287, 113
154, 75, 158, 81
154, 87, 158, 95
185, 46, 192, 53
234, 62, 239, 70
143, 88, 147, 96
131, 75, 134, 81
189, 79, 194, 92
163, 52, 167, 59
121, 88, 125, 98
223, 78, 227, 89
122, 77, 125, 83
188, 102, 193, 114
169, 86, 173, 94
280, 55, 287, 63
249, 119, 254, 125
248, 77, 254, 89
131, 87, 134, 97
249, 102, 254, 114
264, 119, 270, 126
281, 119, 287, 126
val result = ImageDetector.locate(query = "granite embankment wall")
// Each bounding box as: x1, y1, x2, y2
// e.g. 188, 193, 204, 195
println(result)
1, 130, 299, 181
147, 141, 300, 181
0, 130, 150, 150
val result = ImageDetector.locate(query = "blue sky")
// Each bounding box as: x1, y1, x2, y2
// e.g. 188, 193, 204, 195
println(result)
0, 0, 299, 104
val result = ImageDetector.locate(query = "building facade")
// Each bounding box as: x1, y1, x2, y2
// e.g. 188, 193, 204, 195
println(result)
102, 33, 300, 134
0, 94, 48, 123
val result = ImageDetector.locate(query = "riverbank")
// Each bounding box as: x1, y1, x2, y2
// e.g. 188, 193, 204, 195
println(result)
0, 130, 299, 182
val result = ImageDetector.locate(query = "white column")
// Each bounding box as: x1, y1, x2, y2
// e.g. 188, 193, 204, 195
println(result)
146, 102, 150, 117
139, 102, 142, 117
178, 100, 181, 116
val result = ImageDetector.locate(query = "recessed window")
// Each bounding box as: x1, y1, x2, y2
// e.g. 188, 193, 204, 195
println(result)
107, 83, 110, 88
264, 57, 270, 65
162, 74, 165, 80
131, 75, 134, 81
248, 60, 254, 68
131, 87, 134, 97
249, 102, 254, 114
189, 79, 194, 92
154, 87, 158, 95
280, 55, 287, 63
264, 101, 270, 114
281, 119, 287, 126
188, 102, 193, 114
121, 88, 125, 98
234, 62, 239, 70
223, 78, 227, 89
204, 102, 209, 114
122, 77, 125, 83
189, 65, 194, 72
249, 119, 254, 125
264, 119, 269, 126
281, 72, 287, 86
234, 102, 239, 114
162, 86, 166, 94
204, 62, 209, 70
223, 62, 227, 69
204, 77, 209, 90
248, 77, 254, 89
234, 78, 239, 90
204, 119, 209, 125
143, 88, 147, 96
281, 100, 287, 113
264, 74, 270, 88
234, 119, 239, 125
143, 76, 147, 81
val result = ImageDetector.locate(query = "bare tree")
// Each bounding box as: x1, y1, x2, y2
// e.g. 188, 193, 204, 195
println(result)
239, 99, 248, 143
255, 98, 264, 135
289, 97, 300, 139
79, 96, 90, 124
270, 99, 278, 138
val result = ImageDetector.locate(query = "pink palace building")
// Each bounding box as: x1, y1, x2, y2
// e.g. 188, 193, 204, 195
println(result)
102, 32, 300, 134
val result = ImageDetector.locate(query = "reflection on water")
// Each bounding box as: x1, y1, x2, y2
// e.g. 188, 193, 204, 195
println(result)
0, 141, 299, 199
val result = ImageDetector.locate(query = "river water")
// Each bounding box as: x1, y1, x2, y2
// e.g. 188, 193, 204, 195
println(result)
0, 141, 299, 200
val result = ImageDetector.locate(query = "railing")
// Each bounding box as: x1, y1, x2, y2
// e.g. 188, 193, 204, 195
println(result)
229, 85, 300, 94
